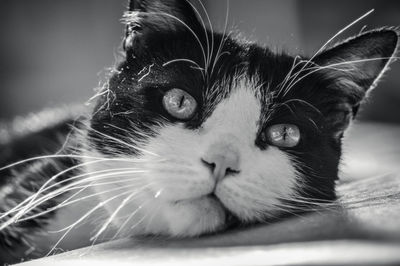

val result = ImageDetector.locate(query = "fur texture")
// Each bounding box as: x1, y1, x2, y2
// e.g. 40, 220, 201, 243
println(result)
0, 0, 399, 264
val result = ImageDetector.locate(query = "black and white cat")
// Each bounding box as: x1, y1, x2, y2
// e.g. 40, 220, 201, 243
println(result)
0, 0, 398, 263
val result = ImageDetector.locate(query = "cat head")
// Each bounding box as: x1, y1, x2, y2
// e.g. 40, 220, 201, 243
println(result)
84, 0, 399, 237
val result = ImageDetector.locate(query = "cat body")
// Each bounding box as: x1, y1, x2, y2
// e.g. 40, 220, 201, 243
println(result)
0, 0, 399, 264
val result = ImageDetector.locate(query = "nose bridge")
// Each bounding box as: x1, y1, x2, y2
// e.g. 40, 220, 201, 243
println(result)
202, 138, 241, 181
202, 86, 261, 145
200, 84, 261, 181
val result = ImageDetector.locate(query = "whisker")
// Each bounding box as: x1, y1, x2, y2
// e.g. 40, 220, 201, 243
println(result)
276, 196, 337, 207
137, 63, 154, 82
11, 158, 147, 222
138, 202, 163, 236
25, 169, 146, 205
111, 200, 151, 240
90, 183, 154, 243
281, 9, 374, 95
185, 0, 210, 79
211, 0, 230, 77
0, 154, 131, 172
307, 117, 320, 131
195, 0, 215, 79
137, 11, 207, 71
45, 189, 140, 256
162, 58, 203, 70
17, 181, 147, 222
1, 159, 116, 221
163, 58, 205, 79
284, 56, 400, 94
19, 159, 119, 215
276, 56, 304, 92
0, 169, 147, 225
88, 127, 159, 157
129, 205, 155, 231
280, 98, 322, 116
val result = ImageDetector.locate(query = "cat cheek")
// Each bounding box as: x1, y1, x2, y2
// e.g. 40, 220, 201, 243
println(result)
214, 149, 298, 220
144, 165, 214, 202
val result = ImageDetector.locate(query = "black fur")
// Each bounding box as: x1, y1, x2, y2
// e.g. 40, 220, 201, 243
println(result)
0, 0, 398, 264
91, 0, 399, 205
0, 109, 82, 264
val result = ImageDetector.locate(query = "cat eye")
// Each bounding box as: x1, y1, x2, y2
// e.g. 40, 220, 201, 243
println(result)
162, 88, 197, 120
266, 124, 300, 148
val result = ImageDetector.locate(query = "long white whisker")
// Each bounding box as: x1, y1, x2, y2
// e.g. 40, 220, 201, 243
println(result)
280, 60, 321, 96
185, 0, 210, 78
111, 188, 163, 240
17, 181, 146, 222
137, 11, 207, 70
0, 154, 137, 172
312, 9, 374, 61
19, 159, 117, 217
195, 0, 214, 79
0, 166, 143, 219
1, 159, 115, 221
22, 169, 147, 210
0, 169, 147, 224
42, 167, 145, 193
211, 0, 230, 77
284, 56, 398, 94
276, 56, 304, 92
281, 9, 374, 95
162, 58, 205, 79
281, 98, 322, 115
90, 183, 153, 243
89, 127, 159, 157
111, 200, 152, 240
162, 58, 203, 69
281, 61, 353, 97
45, 189, 138, 256
14, 157, 146, 222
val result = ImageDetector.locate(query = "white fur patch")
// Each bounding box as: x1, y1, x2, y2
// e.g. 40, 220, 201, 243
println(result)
84, 78, 298, 237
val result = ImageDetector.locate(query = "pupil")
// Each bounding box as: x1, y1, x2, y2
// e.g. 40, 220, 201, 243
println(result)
283, 126, 287, 140
178, 95, 185, 108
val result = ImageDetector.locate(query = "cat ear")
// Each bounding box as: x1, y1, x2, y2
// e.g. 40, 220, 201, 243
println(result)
123, 0, 201, 50
312, 29, 399, 137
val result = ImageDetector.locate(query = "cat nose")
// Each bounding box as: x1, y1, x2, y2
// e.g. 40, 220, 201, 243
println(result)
201, 146, 240, 181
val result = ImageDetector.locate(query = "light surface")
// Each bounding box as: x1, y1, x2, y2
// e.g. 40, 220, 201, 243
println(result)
19, 241, 400, 266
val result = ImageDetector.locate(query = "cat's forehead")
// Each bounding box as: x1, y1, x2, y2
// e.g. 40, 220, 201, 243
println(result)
199, 71, 267, 121
95, 31, 316, 134
120, 29, 295, 93
203, 77, 262, 133
120, 34, 294, 98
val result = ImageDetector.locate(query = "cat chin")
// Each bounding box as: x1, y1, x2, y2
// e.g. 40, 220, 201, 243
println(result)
159, 196, 226, 237
99, 194, 226, 238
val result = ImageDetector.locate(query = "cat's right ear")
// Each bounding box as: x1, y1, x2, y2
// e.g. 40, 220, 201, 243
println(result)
310, 29, 398, 138
123, 0, 202, 51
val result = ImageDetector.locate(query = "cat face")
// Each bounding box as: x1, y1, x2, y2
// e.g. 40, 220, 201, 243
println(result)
84, 0, 399, 237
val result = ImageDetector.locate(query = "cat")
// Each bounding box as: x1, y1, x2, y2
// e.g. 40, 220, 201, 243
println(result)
0, 0, 399, 264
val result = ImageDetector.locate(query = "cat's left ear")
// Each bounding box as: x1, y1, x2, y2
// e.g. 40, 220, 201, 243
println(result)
123, 0, 202, 50
312, 28, 399, 136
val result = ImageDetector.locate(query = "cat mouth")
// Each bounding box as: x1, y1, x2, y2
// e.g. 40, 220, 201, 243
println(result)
207, 194, 241, 230
171, 193, 241, 230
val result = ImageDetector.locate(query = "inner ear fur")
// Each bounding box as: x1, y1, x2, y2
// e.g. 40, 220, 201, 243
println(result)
123, 0, 201, 51
315, 29, 399, 93
312, 28, 399, 137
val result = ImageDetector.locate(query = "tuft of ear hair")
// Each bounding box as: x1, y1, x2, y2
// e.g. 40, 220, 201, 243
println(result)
127, 0, 198, 20
311, 28, 399, 138
315, 28, 399, 96
122, 0, 201, 50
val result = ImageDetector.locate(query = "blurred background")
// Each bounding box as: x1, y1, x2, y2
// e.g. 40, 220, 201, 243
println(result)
0, 0, 399, 123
